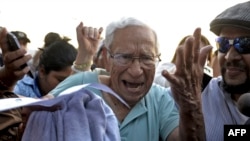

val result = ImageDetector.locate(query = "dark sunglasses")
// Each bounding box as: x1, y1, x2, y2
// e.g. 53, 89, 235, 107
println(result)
215, 37, 250, 54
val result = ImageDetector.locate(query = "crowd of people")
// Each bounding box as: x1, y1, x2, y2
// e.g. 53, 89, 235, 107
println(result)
0, 1, 250, 141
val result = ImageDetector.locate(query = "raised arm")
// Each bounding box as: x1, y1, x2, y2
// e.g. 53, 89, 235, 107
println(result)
72, 22, 103, 73
0, 27, 32, 91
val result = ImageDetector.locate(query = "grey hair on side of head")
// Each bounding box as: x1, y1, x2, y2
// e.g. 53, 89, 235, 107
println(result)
104, 17, 159, 54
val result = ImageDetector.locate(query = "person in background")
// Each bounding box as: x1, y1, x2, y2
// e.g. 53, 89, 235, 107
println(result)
0, 28, 32, 90
165, 1, 250, 141
46, 17, 207, 141
91, 39, 108, 70
171, 35, 212, 65
10, 31, 31, 51
89, 39, 110, 76
0, 27, 32, 140
0, 31, 31, 67
204, 2, 250, 140
30, 32, 71, 73
154, 34, 213, 88
14, 40, 77, 98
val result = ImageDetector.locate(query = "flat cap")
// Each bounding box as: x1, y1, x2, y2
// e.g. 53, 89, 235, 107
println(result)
210, 1, 250, 36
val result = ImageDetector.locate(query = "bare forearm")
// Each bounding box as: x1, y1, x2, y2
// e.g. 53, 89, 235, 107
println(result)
72, 47, 94, 73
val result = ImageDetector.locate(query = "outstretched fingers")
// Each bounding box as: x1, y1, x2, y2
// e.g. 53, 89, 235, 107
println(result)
97, 27, 103, 39
199, 45, 213, 67
82, 26, 102, 41
193, 28, 201, 65
174, 44, 185, 76
183, 37, 195, 74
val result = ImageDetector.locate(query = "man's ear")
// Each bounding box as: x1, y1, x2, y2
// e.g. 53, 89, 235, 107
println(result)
38, 65, 46, 78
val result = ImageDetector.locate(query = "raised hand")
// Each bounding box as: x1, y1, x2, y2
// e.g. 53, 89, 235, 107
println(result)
0, 27, 32, 90
162, 28, 212, 140
76, 22, 103, 59
162, 28, 212, 106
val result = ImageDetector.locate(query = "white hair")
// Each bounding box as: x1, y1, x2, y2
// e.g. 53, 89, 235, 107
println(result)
104, 17, 159, 54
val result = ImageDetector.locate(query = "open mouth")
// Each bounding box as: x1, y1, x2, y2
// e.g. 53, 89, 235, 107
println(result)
122, 80, 144, 91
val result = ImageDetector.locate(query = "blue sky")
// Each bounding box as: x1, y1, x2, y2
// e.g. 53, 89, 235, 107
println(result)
0, 0, 248, 61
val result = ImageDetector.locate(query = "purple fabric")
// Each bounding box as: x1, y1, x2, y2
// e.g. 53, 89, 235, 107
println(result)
21, 84, 120, 141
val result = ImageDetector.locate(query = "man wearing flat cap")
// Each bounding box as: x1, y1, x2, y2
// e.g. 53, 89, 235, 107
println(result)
10, 31, 31, 51
165, 1, 250, 141
201, 1, 250, 141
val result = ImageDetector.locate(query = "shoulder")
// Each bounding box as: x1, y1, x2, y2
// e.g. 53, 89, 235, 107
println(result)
14, 75, 40, 97
202, 76, 222, 94
14, 75, 36, 91
16, 75, 35, 85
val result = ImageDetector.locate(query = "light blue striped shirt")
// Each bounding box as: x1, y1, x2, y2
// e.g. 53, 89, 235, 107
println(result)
202, 77, 248, 141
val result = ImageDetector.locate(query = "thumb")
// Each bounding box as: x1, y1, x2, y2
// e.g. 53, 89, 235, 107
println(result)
99, 27, 103, 34
98, 27, 103, 38
161, 70, 175, 84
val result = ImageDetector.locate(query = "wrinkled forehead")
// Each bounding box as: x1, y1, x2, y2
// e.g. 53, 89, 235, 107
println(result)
111, 26, 157, 51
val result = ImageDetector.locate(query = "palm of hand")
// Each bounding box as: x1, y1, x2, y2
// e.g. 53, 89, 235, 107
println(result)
162, 28, 212, 107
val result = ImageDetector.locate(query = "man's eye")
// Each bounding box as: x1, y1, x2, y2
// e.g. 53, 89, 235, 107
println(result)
120, 54, 132, 60
141, 56, 153, 61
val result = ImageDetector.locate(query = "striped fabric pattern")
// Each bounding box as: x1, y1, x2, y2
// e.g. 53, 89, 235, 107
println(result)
202, 77, 248, 141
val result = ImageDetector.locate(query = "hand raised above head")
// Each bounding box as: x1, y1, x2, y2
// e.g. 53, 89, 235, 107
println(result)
74, 22, 103, 72
161, 28, 212, 141
76, 22, 103, 56
162, 28, 213, 106
0, 27, 32, 89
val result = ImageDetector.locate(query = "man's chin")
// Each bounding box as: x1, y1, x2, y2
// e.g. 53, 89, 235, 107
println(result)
222, 80, 250, 94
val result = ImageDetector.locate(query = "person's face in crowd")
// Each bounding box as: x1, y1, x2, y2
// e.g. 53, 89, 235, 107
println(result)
94, 45, 107, 69
218, 26, 250, 94
38, 66, 72, 95
107, 26, 158, 106
18, 39, 28, 51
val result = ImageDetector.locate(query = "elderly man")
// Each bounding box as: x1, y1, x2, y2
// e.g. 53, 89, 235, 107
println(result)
46, 17, 208, 140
